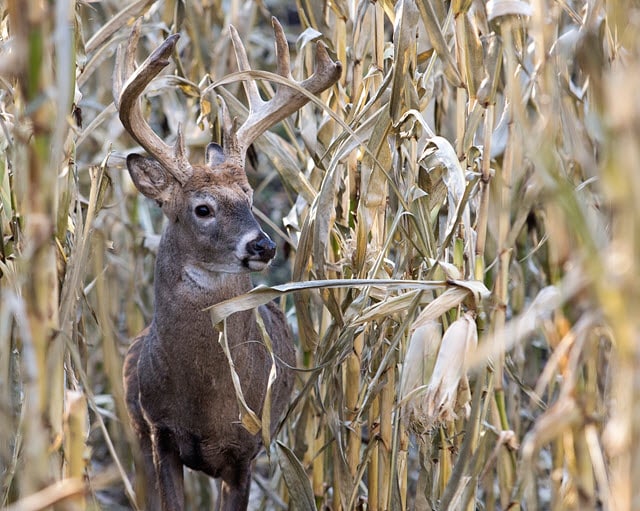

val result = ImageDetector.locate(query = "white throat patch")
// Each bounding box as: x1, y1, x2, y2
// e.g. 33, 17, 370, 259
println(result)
183, 264, 226, 289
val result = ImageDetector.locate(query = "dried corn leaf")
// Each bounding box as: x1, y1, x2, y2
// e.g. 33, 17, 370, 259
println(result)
276, 441, 318, 511
456, 12, 484, 99
390, 0, 420, 121
208, 278, 449, 325
217, 323, 262, 435
469, 285, 562, 369
416, 0, 463, 86
255, 308, 278, 450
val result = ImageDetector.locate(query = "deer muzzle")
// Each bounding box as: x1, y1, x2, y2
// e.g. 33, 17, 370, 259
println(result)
243, 232, 276, 270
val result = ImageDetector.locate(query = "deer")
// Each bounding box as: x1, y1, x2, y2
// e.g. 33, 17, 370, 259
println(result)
113, 18, 341, 511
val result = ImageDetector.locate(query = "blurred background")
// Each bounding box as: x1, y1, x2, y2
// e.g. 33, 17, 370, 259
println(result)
1, 0, 639, 509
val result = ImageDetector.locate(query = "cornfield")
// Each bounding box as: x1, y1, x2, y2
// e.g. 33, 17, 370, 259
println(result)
1, 0, 639, 509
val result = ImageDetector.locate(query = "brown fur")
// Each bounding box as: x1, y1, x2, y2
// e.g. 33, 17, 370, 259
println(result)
123, 149, 295, 511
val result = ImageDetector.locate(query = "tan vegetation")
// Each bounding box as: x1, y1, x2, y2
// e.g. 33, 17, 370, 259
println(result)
1, 0, 639, 510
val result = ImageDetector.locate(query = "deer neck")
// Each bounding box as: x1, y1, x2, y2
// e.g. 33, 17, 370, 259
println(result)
151, 224, 253, 336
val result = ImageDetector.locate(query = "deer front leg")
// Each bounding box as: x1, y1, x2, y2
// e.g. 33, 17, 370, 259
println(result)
135, 428, 161, 511
151, 426, 185, 511
218, 463, 251, 511
123, 337, 163, 510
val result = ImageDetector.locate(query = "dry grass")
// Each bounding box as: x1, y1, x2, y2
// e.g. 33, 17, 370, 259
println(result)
1, 0, 639, 510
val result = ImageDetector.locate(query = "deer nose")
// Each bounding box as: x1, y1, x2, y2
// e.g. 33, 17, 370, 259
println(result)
246, 235, 276, 261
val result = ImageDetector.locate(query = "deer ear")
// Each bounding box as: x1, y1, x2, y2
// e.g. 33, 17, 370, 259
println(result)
205, 143, 226, 168
126, 154, 176, 202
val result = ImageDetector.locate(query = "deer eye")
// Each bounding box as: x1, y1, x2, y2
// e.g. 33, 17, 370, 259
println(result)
194, 205, 212, 218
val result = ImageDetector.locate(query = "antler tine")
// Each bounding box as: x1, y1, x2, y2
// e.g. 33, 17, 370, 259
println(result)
272, 18, 291, 79
113, 18, 141, 105
219, 98, 241, 159
116, 25, 192, 185
228, 25, 264, 114
224, 16, 342, 169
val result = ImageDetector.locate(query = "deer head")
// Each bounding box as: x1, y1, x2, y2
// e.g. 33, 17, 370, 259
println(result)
113, 18, 342, 275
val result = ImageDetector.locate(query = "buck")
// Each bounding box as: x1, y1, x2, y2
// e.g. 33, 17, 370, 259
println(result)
113, 19, 341, 511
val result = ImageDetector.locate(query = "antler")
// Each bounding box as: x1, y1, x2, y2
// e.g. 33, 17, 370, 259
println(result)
222, 17, 342, 169
114, 18, 341, 179
113, 20, 192, 185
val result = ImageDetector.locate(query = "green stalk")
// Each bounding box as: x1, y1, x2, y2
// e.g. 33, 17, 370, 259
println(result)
474, 104, 494, 281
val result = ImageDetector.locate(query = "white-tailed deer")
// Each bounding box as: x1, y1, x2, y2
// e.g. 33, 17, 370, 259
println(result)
113, 19, 341, 511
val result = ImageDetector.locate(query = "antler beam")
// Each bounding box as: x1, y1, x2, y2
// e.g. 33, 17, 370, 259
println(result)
114, 21, 192, 185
